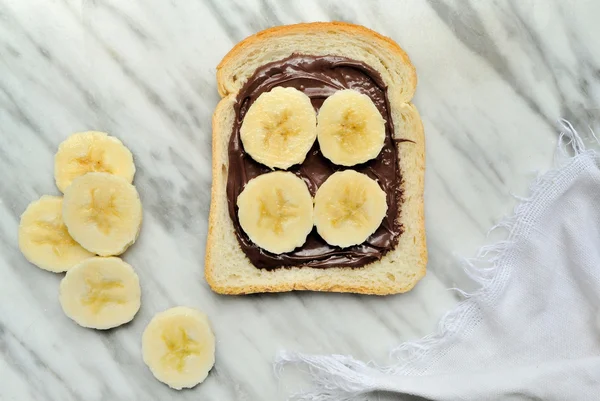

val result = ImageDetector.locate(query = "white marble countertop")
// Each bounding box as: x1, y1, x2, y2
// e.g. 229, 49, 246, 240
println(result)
1, 0, 600, 400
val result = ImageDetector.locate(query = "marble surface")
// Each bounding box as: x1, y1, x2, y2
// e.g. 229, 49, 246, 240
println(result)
1, 0, 600, 400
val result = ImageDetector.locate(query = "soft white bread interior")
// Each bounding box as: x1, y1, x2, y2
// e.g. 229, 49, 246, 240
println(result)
206, 22, 426, 295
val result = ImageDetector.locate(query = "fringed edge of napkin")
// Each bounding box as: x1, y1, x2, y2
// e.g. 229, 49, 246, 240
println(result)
274, 120, 597, 401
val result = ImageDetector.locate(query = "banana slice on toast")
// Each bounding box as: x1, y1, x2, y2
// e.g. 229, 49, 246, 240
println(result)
240, 87, 317, 169
317, 89, 385, 166
314, 170, 387, 247
237, 171, 314, 254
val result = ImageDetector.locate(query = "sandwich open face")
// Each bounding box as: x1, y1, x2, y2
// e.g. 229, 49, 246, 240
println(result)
206, 22, 426, 295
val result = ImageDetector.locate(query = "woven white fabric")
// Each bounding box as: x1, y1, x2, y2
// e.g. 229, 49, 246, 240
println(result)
276, 121, 600, 400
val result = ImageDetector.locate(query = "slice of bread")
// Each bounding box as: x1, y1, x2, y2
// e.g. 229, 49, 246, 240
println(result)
205, 22, 426, 295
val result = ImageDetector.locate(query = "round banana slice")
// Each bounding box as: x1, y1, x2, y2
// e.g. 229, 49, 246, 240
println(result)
317, 89, 386, 166
314, 170, 387, 248
237, 171, 313, 254
62, 172, 143, 256
59, 257, 141, 330
55, 131, 135, 193
142, 306, 215, 390
240, 86, 317, 170
18, 196, 94, 273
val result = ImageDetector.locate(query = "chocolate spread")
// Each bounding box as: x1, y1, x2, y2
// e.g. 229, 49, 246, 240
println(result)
226, 54, 403, 269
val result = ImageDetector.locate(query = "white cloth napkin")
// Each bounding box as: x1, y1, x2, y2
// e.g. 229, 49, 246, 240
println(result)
277, 121, 600, 400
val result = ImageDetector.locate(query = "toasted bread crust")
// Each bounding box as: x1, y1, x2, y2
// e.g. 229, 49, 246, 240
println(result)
206, 22, 426, 295
216, 22, 416, 100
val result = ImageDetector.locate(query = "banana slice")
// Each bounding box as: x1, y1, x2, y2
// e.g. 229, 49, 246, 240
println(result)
237, 171, 313, 254
62, 172, 143, 256
18, 196, 94, 272
314, 170, 387, 248
59, 257, 141, 329
317, 89, 386, 166
55, 131, 135, 193
142, 307, 215, 390
240, 86, 317, 169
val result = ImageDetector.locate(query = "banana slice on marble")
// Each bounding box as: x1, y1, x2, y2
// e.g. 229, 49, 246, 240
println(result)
59, 257, 141, 330
240, 87, 317, 169
18, 195, 95, 272
314, 170, 387, 248
317, 89, 386, 166
55, 131, 135, 193
142, 306, 215, 390
237, 171, 313, 254
62, 172, 143, 256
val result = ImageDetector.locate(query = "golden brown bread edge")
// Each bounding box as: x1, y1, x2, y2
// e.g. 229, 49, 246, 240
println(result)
205, 22, 426, 295
216, 22, 416, 98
